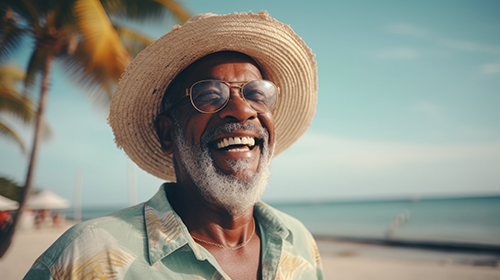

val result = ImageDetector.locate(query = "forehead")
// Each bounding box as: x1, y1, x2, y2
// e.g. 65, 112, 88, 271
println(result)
182, 52, 263, 85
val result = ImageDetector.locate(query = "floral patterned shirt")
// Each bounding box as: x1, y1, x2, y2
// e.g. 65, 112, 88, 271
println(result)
24, 183, 324, 280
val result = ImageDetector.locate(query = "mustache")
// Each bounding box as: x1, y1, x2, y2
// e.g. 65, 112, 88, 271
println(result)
200, 121, 269, 149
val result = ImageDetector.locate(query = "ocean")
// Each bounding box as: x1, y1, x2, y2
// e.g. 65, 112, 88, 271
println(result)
64, 196, 500, 248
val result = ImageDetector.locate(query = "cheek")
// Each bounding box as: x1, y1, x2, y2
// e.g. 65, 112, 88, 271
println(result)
183, 115, 213, 145
172, 108, 197, 143
259, 112, 275, 142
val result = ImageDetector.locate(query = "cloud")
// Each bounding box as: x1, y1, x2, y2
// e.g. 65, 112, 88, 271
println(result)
281, 133, 500, 169
411, 102, 444, 119
375, 24, 426, 60
265, 132, 500, 200
481, 62, 500, 73
381, 23, 500, 68
437, 39, 500, 55
374, 48, 420, 60
386, 24, 429, 37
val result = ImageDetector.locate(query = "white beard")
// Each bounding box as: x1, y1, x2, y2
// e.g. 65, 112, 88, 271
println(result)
174, 122, 272, 216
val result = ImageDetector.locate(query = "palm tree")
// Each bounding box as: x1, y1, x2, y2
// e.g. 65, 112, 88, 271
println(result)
0, 65, 36, 154
0, 0, 190, 257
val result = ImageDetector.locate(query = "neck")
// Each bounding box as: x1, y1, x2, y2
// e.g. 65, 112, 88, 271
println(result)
166, 182, 256, 246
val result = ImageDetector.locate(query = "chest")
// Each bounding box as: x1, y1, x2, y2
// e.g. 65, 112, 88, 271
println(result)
206, 237, 262, 280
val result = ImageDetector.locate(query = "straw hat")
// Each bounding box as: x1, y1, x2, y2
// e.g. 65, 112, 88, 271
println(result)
109, 11, 317, 182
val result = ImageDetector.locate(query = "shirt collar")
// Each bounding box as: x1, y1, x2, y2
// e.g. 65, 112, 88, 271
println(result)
144, 183, 207, 265
254, 201, 293, 244
144, 183, 293, 265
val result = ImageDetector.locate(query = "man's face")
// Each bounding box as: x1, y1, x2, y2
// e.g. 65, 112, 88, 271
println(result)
173, 53, 275, 180
167, 52, 275, 213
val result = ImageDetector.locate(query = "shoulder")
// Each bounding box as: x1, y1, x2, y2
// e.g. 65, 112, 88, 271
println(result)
25, 204, 146, 278
258, 202, 314, 239
256, 202, 324, 279
57, 203, 146, 248
256, 202, 318, 254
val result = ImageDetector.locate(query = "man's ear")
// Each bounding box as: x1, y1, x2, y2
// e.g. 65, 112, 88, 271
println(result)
155, 114, 175, 155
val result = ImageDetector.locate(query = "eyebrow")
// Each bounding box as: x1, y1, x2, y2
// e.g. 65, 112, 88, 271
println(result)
200, 75, 221, 80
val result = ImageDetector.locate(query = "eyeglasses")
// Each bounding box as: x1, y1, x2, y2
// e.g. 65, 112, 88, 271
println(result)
173, 80, 279, 114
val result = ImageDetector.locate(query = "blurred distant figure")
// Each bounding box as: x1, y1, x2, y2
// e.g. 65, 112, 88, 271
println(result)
0, 211, 12, 232
51, 211, 65, 228
386, 209, 411, 239
34, 209, 51, 229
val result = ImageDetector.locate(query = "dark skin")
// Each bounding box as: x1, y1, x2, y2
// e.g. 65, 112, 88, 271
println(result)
155, 52, 275, 280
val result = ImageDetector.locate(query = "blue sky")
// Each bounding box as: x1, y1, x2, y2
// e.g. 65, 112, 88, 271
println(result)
1, 0, 499, 206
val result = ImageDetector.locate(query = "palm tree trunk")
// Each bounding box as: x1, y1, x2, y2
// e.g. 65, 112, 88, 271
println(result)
0, 55, 54, 258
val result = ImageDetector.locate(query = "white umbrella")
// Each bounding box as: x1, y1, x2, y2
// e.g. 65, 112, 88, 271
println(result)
0, 195, 19, 211
26, 190, 70, 209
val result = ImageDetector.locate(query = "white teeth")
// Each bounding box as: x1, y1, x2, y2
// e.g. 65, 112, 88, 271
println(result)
217, 136, 256, 149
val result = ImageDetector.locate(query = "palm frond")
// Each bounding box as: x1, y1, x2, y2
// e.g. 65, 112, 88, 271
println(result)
113, 24, 154, 58
0, 64, 24, 85
0, 90, 35, 123
74, 0, 131, 83
152, 0, 190, 23
101, 0, 166, 21
0, 64, 49, 150
1, 0, 34, 29
60, 45, 114, 106
0, 119, 26, 154
0, 7, 29, 63
0, 176, 24, 202
0, 65, 35, 123
101, 0, 190, 23
52, 0, 79, 31
15, 0, 42, 34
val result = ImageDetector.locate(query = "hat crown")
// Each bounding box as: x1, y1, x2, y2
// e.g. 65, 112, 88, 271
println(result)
186, 12, 217, 23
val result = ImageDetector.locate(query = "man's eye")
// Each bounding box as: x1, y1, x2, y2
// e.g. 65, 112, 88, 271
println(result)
244, 90, 266, 103
194, 91, 223, 103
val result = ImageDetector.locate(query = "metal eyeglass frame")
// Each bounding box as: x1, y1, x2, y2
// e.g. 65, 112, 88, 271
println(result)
169, 80, 279, 114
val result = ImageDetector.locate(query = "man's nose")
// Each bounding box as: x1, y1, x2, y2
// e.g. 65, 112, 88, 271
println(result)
218, 91, 258, 122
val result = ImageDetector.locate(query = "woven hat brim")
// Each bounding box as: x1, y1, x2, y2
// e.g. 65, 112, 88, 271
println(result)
109, 11, 317, 182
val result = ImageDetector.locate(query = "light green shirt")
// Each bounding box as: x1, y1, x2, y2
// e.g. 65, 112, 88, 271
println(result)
24, 183, 324, 279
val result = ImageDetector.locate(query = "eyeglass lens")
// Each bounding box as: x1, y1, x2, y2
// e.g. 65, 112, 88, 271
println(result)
190, 80, 277, 113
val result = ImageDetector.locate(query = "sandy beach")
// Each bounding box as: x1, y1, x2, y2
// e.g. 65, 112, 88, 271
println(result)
0, 223, 499, 280
317, 238, 500, 280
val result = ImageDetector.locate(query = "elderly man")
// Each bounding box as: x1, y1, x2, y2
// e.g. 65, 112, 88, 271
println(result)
25, 12, 321, 280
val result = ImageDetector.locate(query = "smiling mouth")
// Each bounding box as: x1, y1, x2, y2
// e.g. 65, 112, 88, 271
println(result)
215, 136, 258, 152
